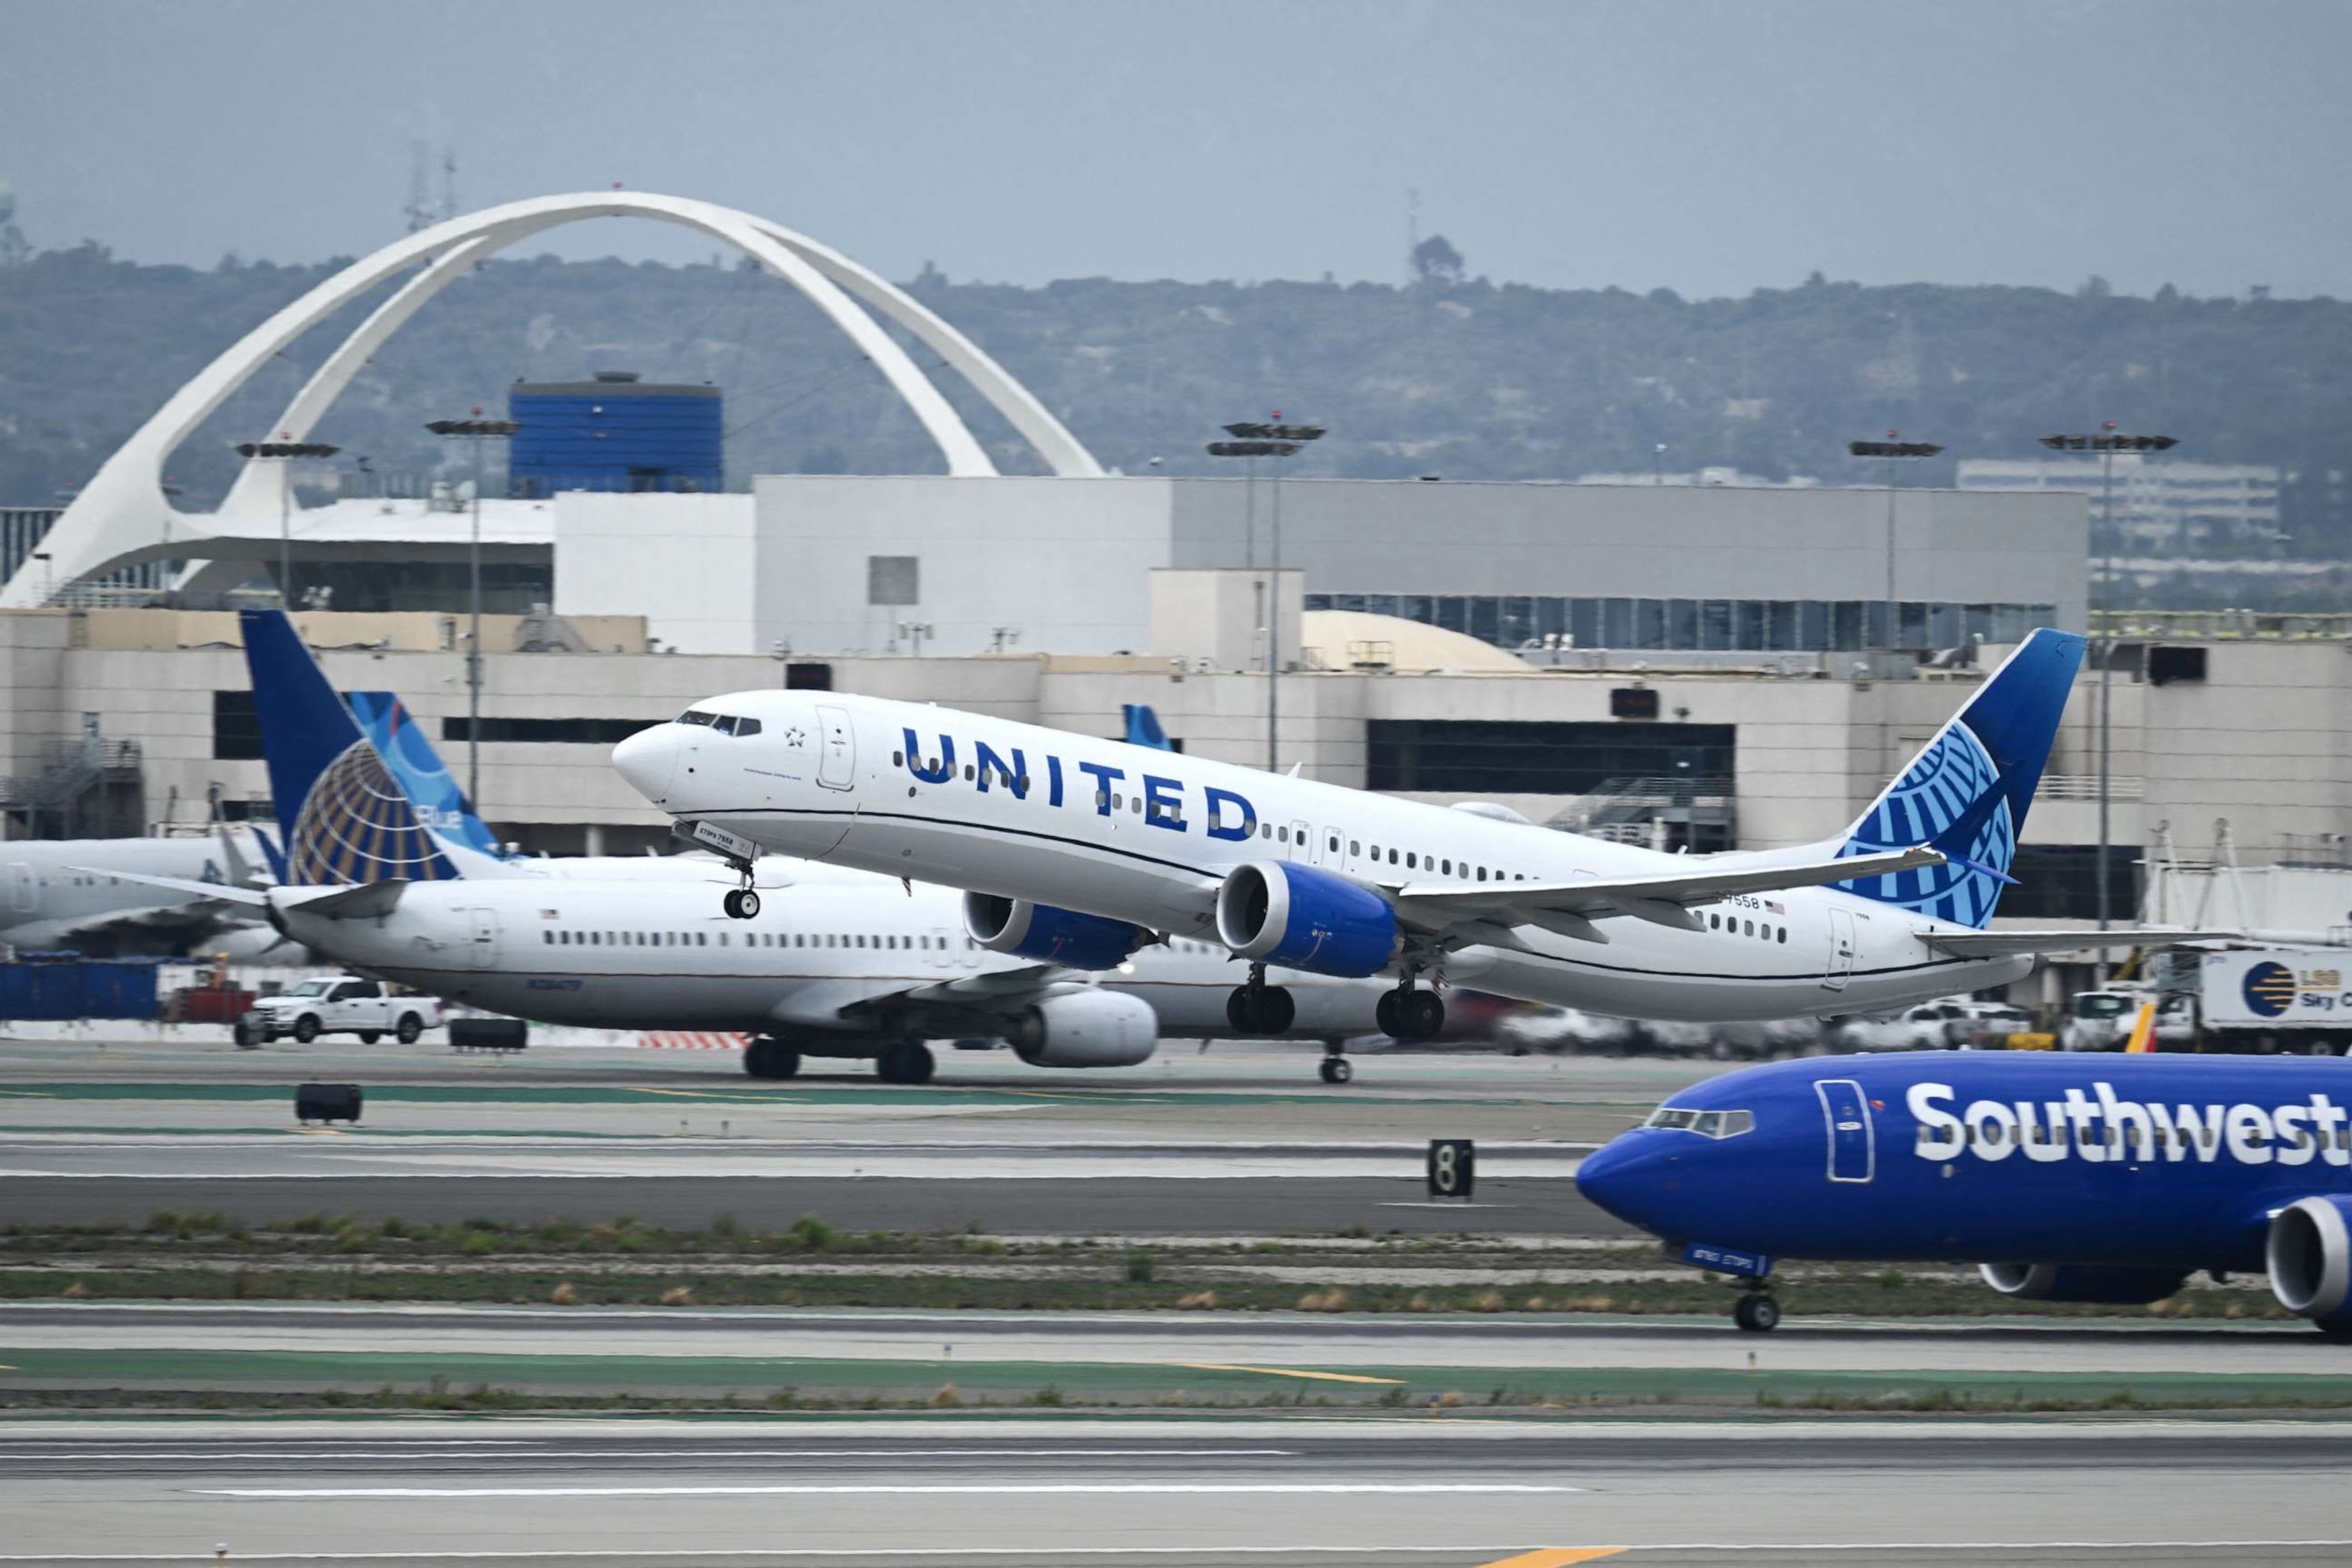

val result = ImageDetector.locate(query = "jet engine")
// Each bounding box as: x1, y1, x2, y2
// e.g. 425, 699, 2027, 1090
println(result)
1011, 989, 1159, 1068
2266, 1195, 2352, 1333
1978, 1262, 2188, 1305
963, 893, 1145, 971
1214, 862, 1398, 978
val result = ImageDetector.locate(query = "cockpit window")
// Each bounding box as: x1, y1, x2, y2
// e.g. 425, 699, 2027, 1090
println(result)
681, 711, 761, 737
1643, 1105, 1754, 1138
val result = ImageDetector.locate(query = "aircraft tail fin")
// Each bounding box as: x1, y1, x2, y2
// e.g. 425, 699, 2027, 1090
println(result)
1123, 704, 1174, 750
237, 609, 461, 888
1831, 627, 2086, 929
2123, 1000, 2160, 1054
346, 692, 511, 861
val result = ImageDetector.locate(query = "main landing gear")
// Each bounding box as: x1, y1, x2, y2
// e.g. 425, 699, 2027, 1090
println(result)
1226, 962, 1295, 1036
1375, 977, 1446, 1043
1733, 1285, 1782, 1333
875, 1040, 936, 1086
743, 1037, 802, 1080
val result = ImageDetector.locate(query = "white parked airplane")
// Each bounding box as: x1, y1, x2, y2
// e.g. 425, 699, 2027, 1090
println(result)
0, 829, 260, 952
615, 629, 2230, 1036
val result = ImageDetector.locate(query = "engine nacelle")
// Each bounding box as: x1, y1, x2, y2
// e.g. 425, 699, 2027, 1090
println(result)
1979, 1262, 2188, 1305
2267, 1195, 2352, 1324
963, 893, 1144, 972
1214, 861, 1398, 978
1011, 989, 1159, 1068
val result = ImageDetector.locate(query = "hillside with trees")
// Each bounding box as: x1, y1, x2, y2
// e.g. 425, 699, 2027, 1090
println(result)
2, 239, 2347, 603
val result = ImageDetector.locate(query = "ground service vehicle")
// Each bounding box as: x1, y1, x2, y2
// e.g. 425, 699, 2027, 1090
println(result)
237, 976, 438, 1047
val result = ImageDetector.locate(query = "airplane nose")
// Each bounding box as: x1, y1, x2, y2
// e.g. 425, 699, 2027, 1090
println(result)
1574, 1133, 1671, 1230
612, 725, 678, 805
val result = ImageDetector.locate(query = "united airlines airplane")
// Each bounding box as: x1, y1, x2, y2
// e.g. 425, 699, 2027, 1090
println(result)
107, 612, 1409, 1083
616, 629, 2215, 1034
1578, 1051, 2352, 1336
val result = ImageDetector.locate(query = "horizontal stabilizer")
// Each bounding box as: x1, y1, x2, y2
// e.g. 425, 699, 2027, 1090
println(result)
73, 867, 266, 910
1925, 927, 2243, 957
1393, 845, 1944, 927
281, 880, 409, 920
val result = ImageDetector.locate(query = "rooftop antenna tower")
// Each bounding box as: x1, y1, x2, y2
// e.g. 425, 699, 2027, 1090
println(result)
0, 180, 24, 267
403, 141, 435, 234
1404, 188, 1420, 286
439, 146, 458, 223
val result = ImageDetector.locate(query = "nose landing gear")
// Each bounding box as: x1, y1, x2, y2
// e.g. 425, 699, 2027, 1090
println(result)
1318, 1040, 1354, 1086
1225, 962, 1295, 1036
1733, 1287, 1782, 1333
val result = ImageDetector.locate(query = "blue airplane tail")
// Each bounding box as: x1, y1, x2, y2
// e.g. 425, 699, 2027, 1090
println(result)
238, 609, 460, 887
1123, 704, 1173, 750
346, 692, 509, 861
1831, 627, 2086, 927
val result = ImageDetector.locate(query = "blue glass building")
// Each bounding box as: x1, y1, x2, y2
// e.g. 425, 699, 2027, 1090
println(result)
508, 371, 723, 495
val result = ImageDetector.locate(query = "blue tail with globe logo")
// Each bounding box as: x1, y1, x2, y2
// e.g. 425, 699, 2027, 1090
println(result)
238, 609, 463, 887
1831, 627, 2086, 929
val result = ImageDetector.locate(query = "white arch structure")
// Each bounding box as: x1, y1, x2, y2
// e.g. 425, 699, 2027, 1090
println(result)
5, 191, 1100, 608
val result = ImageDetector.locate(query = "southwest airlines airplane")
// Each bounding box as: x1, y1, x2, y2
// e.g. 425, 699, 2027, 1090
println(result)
616, 629, 2210, 1035
1576, 1051, 2352, 1336
108, 612, 1408, 1083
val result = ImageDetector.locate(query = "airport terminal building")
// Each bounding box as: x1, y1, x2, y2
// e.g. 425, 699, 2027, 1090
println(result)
2, 188, 2344, 1004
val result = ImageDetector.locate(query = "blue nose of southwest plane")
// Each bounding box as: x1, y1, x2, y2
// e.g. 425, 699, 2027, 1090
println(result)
612, 724, 679, 807
1574, 1132, 1678, 1236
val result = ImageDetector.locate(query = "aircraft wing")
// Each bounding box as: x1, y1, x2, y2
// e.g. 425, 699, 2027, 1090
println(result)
763, 965, 1083, 1034
1925, 928, 2244, 957
71, 867, 267, 910
80, 870, 410, 921
1388, 846, 1945, 933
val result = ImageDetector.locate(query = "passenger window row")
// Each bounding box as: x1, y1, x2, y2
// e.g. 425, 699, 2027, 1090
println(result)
1707, 912, 1789, 945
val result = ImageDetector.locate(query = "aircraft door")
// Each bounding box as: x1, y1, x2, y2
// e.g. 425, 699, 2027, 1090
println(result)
6, 863, 34, 913
1814, 1077, 1876, 1183
925, 928, 956, 970
1315, 827, 1340, 868
1823, 908, 1856, 991
816, 705, 857, 792
1286, 821, 1312, 863
467, 908, 500, 970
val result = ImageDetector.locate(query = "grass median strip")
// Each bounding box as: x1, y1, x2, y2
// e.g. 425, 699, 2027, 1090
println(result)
8, 1347, 2352, 1414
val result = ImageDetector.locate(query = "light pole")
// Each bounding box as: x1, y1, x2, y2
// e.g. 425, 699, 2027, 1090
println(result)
2040, 426, 2178, 975
1847, 434, 1942, 655
425, 414, 518, 810
234, 439, 341, 608
1209, 419, 1325, 772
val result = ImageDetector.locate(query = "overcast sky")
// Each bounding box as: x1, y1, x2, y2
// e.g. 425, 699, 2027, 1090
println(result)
4, 0, 2345, 299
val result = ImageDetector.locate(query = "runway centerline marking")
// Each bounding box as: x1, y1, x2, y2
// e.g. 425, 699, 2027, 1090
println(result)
198, 1482, 1576, 1498
1172, 1363, 1407, 1385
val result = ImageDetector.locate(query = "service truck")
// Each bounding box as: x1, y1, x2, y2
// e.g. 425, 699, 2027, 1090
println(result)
2064, 947, 2352, 1055
235, 975, 440, 1048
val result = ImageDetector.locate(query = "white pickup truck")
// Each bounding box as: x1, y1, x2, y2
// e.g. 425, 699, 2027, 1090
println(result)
235, 975, 439, 1048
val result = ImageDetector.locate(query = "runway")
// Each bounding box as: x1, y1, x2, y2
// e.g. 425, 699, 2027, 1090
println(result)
0, 1035, 1655, 1233
3, 1417, 2349, 1564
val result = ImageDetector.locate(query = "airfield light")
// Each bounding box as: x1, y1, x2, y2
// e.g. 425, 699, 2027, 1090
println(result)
2037, 426, 2180, 973
426, 415, 520, 809
1846, 432, 1944, 658
1207, 416, 1326, 772
233, 439, 341, 612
